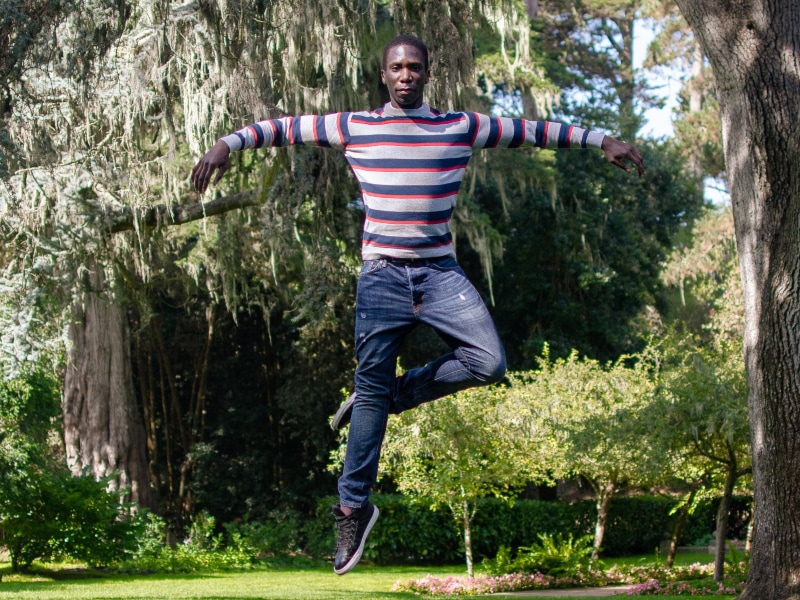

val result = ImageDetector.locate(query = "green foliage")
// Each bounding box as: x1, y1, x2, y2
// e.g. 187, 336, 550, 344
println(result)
489, 140, 705, 367
483, 533, 597, 576
0, 469, 139, 571
306, 494, 732, 565
305, 495, 462, 565
377, 383, 546, 574
119, 511, 253, 573
0, 369, 136, 572
224, 510, 303, 557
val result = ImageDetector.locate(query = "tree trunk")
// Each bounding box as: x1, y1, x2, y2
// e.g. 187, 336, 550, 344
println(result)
62, 265, 156, 510
462, 498, 474, 578
713, 460, 737, 582
673, 2, 800, 598
667, 487, 698, 568
593, 479, 616, 560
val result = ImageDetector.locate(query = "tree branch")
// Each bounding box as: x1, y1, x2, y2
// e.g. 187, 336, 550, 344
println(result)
104, 190, 261, 234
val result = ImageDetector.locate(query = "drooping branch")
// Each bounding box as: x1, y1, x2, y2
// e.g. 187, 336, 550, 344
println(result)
105, 190, 260, 234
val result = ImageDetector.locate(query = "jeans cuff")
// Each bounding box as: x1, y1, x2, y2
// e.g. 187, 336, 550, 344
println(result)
339, 500, 363, 509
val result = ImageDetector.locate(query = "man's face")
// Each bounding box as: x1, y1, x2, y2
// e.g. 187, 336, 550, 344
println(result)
381, 44, 430, 109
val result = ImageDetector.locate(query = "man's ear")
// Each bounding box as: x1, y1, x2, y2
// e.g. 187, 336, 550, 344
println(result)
380, 70, 386, 85
425, 70, 431, 84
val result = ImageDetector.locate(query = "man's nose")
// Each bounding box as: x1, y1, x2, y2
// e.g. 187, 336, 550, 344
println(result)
399, 68, 413, 81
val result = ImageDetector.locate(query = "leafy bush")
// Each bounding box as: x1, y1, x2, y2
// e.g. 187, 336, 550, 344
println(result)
0, 370, 139, 571
305, 495, 461, 564
0, 469, 139, 571
224, 510, 302, 557
119, 511, 253, 573
483, 533, 597, 577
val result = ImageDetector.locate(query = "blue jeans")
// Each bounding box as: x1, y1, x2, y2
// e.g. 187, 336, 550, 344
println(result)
338, 257, 506, 508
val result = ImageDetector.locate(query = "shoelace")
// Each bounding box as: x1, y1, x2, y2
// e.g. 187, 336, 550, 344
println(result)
336, 515, 358, 550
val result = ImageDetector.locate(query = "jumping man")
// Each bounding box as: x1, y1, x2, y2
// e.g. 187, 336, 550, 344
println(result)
191, 34, 645, 576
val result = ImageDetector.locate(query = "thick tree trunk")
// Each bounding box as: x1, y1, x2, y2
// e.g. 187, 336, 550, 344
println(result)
62, 265, 156, 509
674, 1, 800, 598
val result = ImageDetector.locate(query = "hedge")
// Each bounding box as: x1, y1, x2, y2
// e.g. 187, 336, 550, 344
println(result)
305, 494, 751, 564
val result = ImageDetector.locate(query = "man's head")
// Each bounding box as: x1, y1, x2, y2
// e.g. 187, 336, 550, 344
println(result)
382, 35, 429, 71
381, 35, 430, 110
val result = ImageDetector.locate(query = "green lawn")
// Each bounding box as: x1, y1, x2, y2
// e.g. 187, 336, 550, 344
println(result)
0, 558, 736, 600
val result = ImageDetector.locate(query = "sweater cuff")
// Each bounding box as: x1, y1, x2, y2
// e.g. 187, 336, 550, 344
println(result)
220, 134, 242, 152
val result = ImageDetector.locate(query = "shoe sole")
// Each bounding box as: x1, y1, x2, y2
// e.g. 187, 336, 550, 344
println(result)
333, 505, 380, 575
331, 394, 355, 430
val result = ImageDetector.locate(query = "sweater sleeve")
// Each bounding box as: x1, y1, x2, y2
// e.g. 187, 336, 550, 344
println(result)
219, 113, 350, 152
468, 113, 605, 150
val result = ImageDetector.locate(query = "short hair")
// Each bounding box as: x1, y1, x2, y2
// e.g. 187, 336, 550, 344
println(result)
382, 34, 429, 71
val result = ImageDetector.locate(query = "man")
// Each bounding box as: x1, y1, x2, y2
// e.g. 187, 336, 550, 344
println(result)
191, 34, 645, 576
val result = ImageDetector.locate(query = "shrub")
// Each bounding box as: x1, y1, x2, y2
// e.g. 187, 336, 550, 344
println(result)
224, 509, 302, 557
0, 469, 139, 571
119, 511, 253, 573
483, 533, 597, 577
305, 495, 461, 564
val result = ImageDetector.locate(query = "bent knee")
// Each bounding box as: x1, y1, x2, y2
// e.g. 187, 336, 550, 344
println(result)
474, 349, 506, 384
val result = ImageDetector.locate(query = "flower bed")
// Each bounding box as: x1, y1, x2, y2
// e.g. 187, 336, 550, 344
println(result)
392, 562, 748, 596
627, 578, 746, 596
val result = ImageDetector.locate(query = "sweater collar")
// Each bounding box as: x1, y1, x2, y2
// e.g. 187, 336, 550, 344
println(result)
381, 102, 435, 117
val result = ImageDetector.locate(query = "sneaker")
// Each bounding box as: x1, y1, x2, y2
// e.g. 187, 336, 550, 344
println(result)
332, 502, 379, 575
331, 392, 356, 430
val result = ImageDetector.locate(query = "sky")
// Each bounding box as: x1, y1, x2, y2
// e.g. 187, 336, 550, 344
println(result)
633, 21, 678, 139
633, 22, 730, 205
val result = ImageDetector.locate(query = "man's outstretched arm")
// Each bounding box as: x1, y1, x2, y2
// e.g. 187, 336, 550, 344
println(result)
191, 113, 349, 194
601, 136, 646, 177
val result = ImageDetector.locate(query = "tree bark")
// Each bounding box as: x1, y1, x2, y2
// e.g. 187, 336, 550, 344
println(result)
462, 498, 474, 579
104, 191, 259, 234
713, 458, 737, 582
62, 264, 156, 510
667, 487, 698, 568
673, 1, 800, 598
593, 479, 616, 560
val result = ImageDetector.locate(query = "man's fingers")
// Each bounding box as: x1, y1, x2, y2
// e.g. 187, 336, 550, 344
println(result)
212, 161, 228, 186
191, 160, 219, 193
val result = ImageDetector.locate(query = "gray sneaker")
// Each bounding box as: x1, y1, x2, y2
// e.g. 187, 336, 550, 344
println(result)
331, 392, 355, 430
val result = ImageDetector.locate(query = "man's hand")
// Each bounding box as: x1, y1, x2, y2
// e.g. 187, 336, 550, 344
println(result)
191, 140, 231, 193
601, 136, 645, 177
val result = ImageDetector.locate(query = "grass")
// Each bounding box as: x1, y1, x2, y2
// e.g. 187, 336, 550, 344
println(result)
0, 556, 737, 600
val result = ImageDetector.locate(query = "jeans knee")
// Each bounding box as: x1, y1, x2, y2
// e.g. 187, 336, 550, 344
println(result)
473, 348, 506, 384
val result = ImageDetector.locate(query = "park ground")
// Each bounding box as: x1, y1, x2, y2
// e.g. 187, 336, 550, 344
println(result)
0, 555, 736, 600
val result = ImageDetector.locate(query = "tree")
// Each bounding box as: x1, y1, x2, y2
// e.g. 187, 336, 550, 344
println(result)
519, 347, 660, 559
656, 331, 750, 581
650, 206, 750, 575
667, 2, 800, 597
379, 385, 542, 578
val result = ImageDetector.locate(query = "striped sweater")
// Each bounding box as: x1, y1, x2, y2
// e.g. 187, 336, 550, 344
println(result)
221, 102, 605, 261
